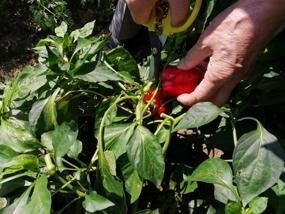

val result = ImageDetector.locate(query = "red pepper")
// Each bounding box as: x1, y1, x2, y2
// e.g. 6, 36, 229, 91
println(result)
144, 90, 168, 119
161, 65, 205, 97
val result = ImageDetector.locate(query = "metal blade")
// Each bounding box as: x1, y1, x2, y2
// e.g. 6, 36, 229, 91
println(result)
148, 32, 168, 83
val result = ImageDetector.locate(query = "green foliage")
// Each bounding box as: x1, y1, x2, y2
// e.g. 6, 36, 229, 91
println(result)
26, 0, 115, 31
28, 0, 73, 31
0, 0, 285, 212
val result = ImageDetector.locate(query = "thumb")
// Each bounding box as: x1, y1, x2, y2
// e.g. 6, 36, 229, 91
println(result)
178, 41, 212, 70
177, 77, 218, 106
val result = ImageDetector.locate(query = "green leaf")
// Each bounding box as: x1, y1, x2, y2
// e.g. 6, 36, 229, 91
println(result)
136, 209, 160, 214
51, 121, 78, 158
82, 191, 115, 212
29, 99, 48, 130
78, 20, 95, 38
104, 151, 117, 176
214, 184, 238, 204
195, 0, 216, 32
265, 178, 285, 214
1, 154, 39, 172
43, 88, 59, 127
95, 98, 117, 132
2, 65, 47, 110
173, 102, 222, 132
0, 179, 25, 197
105, 47, 140, 83
97, 153, 127, 214
22, 175, 51, 214
190, 158, 238, 203
67, 140, 82, 159
29, 88, 59, 136
55, 22, 67, 38
169, 164, 197, 194
46, 46, 62, 72
120, 156, 143, 204
0, 185, 32, 214
104, 123, 136, 159
76, 37, 96, 50
40, 131, 53, 151
0, 119, 40, 153
207, 205, 216, 214
0, 145, 18, 165
225, 202, 242, 214
248, 197, 268, 214
127, 125, 165, 186
0, 198, 7, 209
74, 62, 121, 83
233, 119, 285, 206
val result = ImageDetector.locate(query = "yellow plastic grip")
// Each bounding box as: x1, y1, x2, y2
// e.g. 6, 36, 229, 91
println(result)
144, 0, 203, 36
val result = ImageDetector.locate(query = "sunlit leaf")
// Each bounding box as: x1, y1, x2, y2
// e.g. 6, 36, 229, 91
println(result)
0, 185, 32, 214
51, 121, 78, 158
248, 197, 268, 214
22, 175, 51, 214
233, 119, 285, 206
173, 102, 223, 132
67, 140, 82, 159
74, 62, 121, 83
127, 125, 165, 186
104, 123, 136, 159
190, 158, 238, 203
225, 202, 242, 214
29, 88, 59, 136
0, 119, 40, 153
55, 22, 67, 38
105, 47, 140, 83
82, 191, 114, 213
120, 156, 142, 204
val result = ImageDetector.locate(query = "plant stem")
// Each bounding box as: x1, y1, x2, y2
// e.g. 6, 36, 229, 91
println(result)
103, 60, 141, 88
154, 118, 170, 136
0, 172, 37, 185
62, 158, 80, 170
57, 196, 81, 214
157, 113, 186, 156
142, 86, 159, 115
231, 120, 238, 147
55, 174, 86, 197
173, 113, 186, 126
89, 95, 138, 167
162, 124, 173, 156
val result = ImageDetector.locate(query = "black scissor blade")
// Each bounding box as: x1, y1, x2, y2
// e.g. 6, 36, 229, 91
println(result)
148, 32, 162, 83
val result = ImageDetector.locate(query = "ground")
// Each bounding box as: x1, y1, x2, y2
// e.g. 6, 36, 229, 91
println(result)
0, 0, 110, 81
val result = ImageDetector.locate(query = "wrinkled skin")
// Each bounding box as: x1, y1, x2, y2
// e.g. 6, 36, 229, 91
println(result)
177, 0, 285, 106
125, 0, 285, 106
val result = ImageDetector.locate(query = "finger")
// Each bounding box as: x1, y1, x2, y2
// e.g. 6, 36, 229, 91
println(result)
177, 40, 212, 70
211, 78, 241, 107
210, 85, 234, 107
176, 77, 219, 106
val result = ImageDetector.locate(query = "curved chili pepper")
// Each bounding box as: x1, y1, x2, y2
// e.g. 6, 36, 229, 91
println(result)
144, 90, 169, 118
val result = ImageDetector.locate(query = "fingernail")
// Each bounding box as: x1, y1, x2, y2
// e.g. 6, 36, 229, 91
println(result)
177, 58, 184, 69
176, 94, 187, 103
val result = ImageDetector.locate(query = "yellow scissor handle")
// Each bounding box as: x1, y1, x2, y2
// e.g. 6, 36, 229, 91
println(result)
144, 0, 203, 36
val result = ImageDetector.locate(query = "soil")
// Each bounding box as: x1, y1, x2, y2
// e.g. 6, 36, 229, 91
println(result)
0, 1, 44, 81
0, 0, 115, 81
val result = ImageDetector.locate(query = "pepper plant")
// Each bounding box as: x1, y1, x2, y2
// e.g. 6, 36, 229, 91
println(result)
0, 1, 285, 213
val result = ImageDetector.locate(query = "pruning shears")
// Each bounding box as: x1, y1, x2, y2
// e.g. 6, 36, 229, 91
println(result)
146, 0, 203, 82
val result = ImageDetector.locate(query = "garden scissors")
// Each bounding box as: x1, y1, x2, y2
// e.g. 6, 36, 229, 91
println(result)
146, 0, 203, 83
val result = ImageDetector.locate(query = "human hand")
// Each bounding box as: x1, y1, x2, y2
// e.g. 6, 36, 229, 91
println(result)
177, 0, 285, 106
